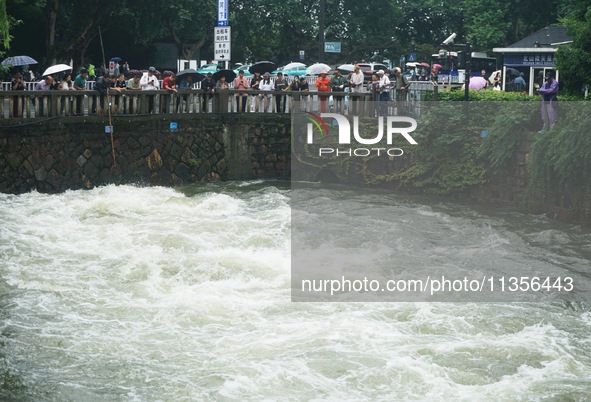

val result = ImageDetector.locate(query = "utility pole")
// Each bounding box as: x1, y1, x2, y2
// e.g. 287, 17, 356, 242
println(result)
318, 0, 325, 62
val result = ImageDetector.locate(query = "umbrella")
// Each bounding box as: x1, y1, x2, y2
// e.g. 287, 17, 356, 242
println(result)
212, 69, 236, 82
1, 55, 38, 67
489, 70, 501, 84
249, 61, 276, 75
283, 62, 306, 71
506, 67, 521, 77
337, 64, 356, 73
42, 64, 72, 77
177, 68, 205, 82
406, 62, 419, 68
419, 62, 430, 68
432, 63, 443, 69
468, 76, 488, 89
110, 57, 122, 63
306, 63, 331, 76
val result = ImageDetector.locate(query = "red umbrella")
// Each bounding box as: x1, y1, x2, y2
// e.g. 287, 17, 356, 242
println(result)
419, 62, 430, 68
433, 63, 443, 69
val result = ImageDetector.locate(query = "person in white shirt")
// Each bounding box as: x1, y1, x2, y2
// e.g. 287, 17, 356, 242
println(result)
258, 72, 273, 112
348, 66, 364, 114
140, 66, 160, 90
140, 66, 160, 113
377, 69, 390, 114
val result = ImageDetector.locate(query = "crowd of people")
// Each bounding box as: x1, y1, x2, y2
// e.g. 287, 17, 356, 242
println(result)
5, 60, 559, 126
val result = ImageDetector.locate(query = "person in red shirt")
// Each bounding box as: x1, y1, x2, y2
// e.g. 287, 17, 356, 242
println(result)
315, 70, 331, 113
161, 73, 177, 113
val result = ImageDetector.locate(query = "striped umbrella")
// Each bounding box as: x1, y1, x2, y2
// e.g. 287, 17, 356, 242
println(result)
1, 55, 38, 67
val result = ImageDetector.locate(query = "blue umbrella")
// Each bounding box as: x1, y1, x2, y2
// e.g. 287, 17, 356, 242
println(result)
1, 55, 38, 67
110, 57, 123, 63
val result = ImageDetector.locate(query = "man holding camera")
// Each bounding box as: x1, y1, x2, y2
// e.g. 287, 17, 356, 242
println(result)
140, 66, 160, 113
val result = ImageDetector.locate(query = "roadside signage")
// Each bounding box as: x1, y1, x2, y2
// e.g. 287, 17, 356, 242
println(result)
217, 0, 228, 26
324, 42, 341, 53
214, 26, 231, 61
299, 50, 305, 61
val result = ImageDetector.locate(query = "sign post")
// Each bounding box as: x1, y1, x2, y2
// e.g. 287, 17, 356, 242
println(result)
214, 26, 231, 64
216, 0, 229, 68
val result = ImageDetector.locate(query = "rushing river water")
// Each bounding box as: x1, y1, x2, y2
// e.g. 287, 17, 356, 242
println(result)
1, 182, 590, 401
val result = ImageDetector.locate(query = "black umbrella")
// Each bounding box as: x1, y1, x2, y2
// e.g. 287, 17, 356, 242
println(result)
212, 69, 236, 82
248, 61, 276, 75
506, 67, 521, 77
177, 68, 205, 82
110, 57, 123, 63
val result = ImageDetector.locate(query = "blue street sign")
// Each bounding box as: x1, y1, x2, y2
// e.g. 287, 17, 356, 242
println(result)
408, 53, 416, 62
217, 0, 228, 26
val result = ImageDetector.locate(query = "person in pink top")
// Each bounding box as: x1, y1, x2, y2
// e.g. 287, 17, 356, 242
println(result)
233, 70, 249, 113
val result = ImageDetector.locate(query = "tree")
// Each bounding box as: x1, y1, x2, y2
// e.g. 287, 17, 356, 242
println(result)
555, 3, 591, 96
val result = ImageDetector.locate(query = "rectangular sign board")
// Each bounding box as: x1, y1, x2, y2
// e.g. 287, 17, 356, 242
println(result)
214, 26, 231, 61
217, 0, 228, 26
324, 42, 342, 53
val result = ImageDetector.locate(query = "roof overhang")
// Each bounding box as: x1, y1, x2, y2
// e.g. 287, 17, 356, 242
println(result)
492, 47, 557, 53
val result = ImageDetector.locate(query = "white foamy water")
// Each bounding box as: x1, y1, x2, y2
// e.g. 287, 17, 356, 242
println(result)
1, 183, 590, 401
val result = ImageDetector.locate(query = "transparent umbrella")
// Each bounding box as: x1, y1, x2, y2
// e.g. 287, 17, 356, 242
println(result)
306, 63, 331, 76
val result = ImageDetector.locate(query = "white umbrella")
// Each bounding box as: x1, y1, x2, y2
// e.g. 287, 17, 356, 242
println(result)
489, 70, 501, 84
283, 62, 306, 71
337, 64, 356, 73
306, 63, 331, 76
42, 64, 72, 76
406, 62, 419, 68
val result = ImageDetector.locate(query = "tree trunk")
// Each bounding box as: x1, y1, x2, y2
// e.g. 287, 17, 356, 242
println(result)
45, 0, 59, 65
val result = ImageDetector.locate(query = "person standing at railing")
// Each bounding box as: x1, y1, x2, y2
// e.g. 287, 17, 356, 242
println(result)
376, 70, 390, 115
259, 73, 273, 113
11, 73, 25, 118
125, 74, 142, 114
140, 67, 160, 114
315, 71, 331, 113
177, 74, 195, 113
34, 75, 55, 116
348, 66, 364, 115
273, 72, 288, 113
200, 73, 216, 113
233, 70, 249, 113
330, 70, 347, 113
287, 76, 301, 112
58, 74, 75, 115
114, 73, 127, 113
161, 73, 178, 113
73, 68, 88, 115
249, 71, 262, 112
393, 67, 410, 102
299, 77, 311, 112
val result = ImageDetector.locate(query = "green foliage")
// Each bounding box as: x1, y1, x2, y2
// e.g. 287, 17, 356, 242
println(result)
0, 0, 574, 72
365, 104, 492, 194
523, 103, 591, 218
555, 4, 591, 96
434, 88, 540, 102
478, 102, 538, 168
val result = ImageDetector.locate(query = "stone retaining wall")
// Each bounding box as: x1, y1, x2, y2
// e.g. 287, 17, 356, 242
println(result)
0, 114, 291, 194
